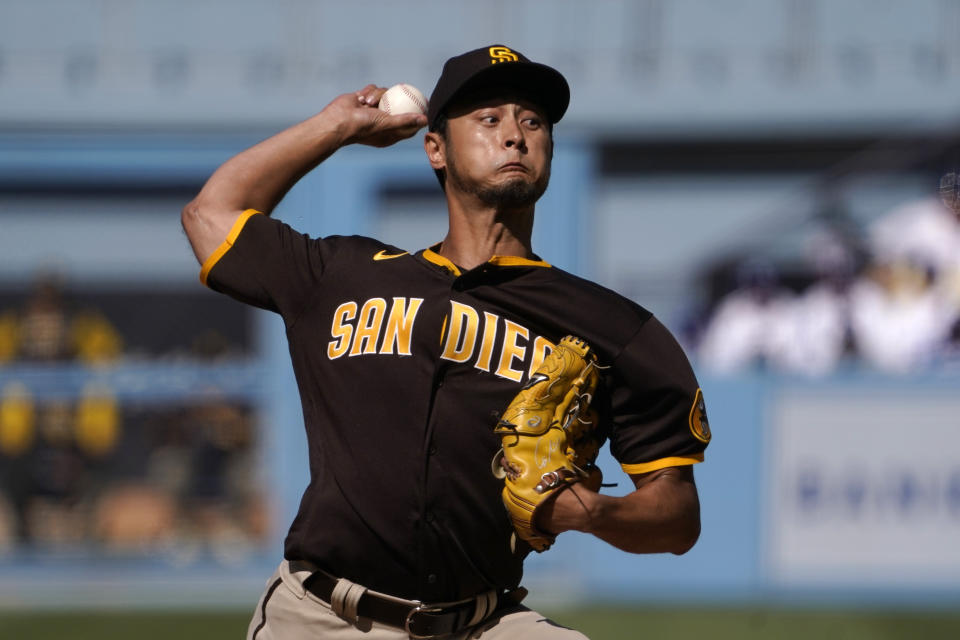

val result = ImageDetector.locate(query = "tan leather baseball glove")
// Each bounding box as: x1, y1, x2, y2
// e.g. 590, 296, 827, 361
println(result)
492, 335, 604, 552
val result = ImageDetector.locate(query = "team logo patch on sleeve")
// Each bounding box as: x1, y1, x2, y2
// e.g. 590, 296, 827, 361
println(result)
688, 388, 711, 443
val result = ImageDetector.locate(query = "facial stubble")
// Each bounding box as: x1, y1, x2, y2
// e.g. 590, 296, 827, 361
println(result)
444, 141, 551, 210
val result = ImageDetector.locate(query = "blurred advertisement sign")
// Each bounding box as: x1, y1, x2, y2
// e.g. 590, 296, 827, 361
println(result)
767, 388, 960, 586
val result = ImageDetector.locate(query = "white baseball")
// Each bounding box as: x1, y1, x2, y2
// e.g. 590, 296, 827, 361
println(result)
378, 83, 428, 116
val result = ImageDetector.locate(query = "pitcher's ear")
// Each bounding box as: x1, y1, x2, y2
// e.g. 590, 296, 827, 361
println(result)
424, 132, 446, 171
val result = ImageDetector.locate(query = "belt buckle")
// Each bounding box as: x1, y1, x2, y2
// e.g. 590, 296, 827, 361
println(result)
404, 603, 443, 639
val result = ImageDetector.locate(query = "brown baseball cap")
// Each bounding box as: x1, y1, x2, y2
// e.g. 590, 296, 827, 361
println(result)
427, 45, 570, 129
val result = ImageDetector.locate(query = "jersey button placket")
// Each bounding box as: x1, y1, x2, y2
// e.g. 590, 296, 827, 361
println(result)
418, 280, 456, 599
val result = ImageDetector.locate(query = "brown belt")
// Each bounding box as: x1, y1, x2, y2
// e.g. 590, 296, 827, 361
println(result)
303, 571, 522, 638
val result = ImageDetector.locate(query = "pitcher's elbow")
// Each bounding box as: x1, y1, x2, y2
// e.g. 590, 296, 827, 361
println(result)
671, 515, 701, 555
181, 198, 203, 235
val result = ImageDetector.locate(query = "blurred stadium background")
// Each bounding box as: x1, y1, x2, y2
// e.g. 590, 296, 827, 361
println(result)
1, 1, 959, 638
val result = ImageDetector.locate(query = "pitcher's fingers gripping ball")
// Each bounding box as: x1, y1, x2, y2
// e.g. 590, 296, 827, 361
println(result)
378, 83, 428, 115
492, 335, 605, 552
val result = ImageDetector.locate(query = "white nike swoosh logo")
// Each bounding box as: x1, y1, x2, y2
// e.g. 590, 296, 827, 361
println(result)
373, 250, 409, 261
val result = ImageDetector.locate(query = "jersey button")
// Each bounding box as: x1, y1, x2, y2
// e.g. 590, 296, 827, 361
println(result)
428, 445, 438, 456
425, 511, 435, 523
427, 574, 437, 584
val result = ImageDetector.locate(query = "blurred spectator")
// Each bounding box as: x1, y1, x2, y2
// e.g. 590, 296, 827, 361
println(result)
765, 282, 850, 376
184, 396, 260, 561
763, 222, 858, 376
869, 195, 960, 294
867, 193, 960, 331
697, 259, 794, 373
18, 274, 71, 361
0, 495, 15, 554
2, 272, 123, 364
0, 312, 18, 363
139, 398, 265, 560
74, 383, 121, 459
25, 401, 88, 546
191, 328, 239, 360
698, 258, 853, 376
188, 399, 253, 501
93, 484, 178, 552
146, 414, 193, 499
0, 383, 36, 543
0, 384, 123, 546
849, 191, 960, 372
849, 258, 956, 372
0, 382, 36, 458
71, 311, 123, 365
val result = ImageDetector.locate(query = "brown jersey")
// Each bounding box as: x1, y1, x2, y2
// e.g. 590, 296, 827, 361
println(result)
202, 209, 710, 602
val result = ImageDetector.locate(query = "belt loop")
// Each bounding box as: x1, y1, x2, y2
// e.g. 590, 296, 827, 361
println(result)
467, 589, 498, 627
330, 577, 367, 623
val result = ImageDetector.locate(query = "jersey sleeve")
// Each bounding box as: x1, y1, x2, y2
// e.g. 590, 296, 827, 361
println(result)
200, 210, 340, 323
606, 316, 711, 475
